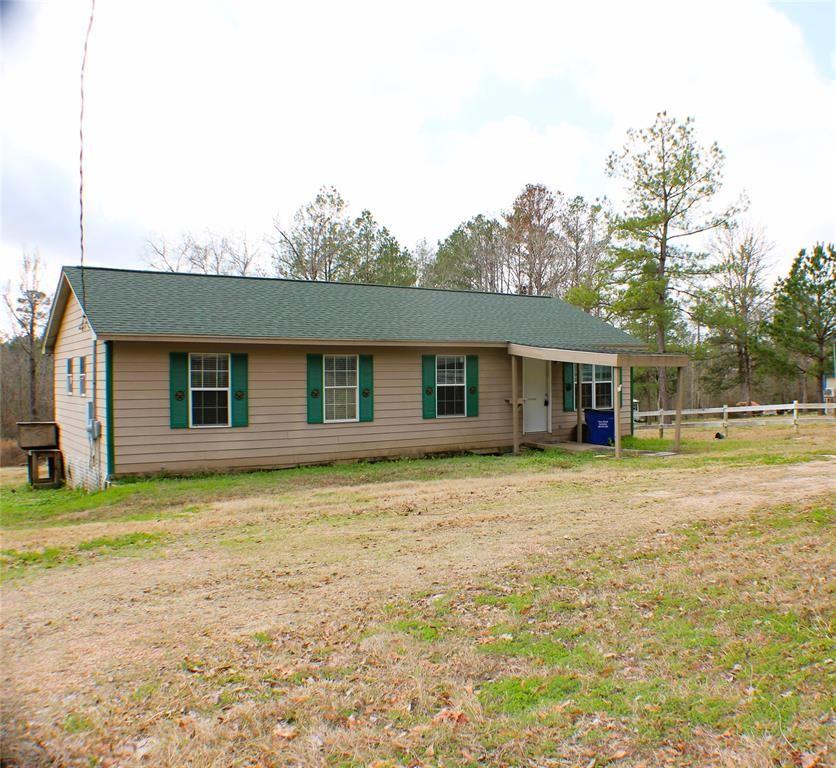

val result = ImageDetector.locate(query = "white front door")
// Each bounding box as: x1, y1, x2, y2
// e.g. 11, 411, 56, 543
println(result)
523, 358, 550, 433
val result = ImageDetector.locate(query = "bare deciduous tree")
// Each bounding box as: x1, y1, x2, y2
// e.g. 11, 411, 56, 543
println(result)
558, 196, 612, 291
144, 232, 264, 276
3, 251, 51, 420
505, 184, 566, 295
270, 186, 350, 281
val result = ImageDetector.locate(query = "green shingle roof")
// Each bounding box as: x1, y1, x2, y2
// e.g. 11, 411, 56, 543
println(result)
58, 267, 643, 350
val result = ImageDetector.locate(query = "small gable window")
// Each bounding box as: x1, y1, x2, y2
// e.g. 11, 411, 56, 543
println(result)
66, 358, 73, 394
189, 353, 230, 427
436, 355, 466, 417
324, 354, 358, 423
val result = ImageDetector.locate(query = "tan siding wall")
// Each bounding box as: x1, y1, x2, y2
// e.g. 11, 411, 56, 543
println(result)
550, 363, 632, 439
112, 343, 514, 475
52, 293, 104, 488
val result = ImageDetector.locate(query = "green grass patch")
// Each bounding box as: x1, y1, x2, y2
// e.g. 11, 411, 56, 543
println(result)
62, 712, 93, 733
389, 618, 441, 642
1, 530, 168, 581
131, 682, 159, 702
479, 674, 581, 714
474, 591, 535, 613
479, 630, 603, 669
621, 435, 673, 452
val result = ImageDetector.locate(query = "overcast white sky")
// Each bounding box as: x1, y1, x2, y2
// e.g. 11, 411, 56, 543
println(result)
2, 0, 834, 308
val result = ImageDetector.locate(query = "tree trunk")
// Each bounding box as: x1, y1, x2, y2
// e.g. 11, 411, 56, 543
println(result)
657, 219, 669, 438
656, 318, 668, 437
817, 340, 826, 412
29, 351, 38, 420
27, 312, 38, 421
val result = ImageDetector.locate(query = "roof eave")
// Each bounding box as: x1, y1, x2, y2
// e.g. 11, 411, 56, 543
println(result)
95, 332, 511, 348
508, 343, 689, 368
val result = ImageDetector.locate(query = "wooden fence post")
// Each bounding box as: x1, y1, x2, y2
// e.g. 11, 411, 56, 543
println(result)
673, 366, 684, 452
793, 400, 799, 434
722, 404, 728, 437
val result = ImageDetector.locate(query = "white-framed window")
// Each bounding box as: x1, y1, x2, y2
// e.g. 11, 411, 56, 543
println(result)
324, 354, 358, 422
66, 358, 73, 394
189, 353, 230, 427
581, 364, 613, 409
436, 355, 466, 417
78, 356, 87, 396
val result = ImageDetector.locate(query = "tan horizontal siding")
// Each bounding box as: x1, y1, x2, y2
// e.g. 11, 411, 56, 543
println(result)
52, 293, 104, 488
112, 343, 514, 476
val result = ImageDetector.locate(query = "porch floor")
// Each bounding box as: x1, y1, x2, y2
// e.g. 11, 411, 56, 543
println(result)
521, 433, 675, 457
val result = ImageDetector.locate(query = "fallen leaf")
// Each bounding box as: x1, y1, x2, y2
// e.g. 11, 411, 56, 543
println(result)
273, 722, 298, 740
432, 707, 468, 725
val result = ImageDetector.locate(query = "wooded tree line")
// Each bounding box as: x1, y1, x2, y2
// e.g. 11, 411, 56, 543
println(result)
3, 112, 834, 443
142, 112, 833, 410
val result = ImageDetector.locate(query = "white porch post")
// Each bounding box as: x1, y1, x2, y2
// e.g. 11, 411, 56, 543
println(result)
674, 365, 685, 452
511, 354, 520, 455
575, 362, 583, 444
614, 366, 622, 459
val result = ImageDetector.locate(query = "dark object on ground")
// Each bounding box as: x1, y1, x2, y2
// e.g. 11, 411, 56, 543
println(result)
714, 432, 726, 440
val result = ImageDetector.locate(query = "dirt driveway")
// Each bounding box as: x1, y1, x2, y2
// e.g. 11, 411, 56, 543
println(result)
1, 443, 834, 766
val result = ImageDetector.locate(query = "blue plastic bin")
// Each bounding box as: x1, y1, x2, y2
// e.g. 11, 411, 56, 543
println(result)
585, 409, 615, 445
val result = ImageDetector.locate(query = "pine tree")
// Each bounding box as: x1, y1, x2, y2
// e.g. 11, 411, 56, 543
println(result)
606, 112, 741, 414
768, 243, 835, 400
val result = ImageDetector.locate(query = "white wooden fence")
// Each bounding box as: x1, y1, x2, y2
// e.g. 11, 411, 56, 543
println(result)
634, 401, 836, 435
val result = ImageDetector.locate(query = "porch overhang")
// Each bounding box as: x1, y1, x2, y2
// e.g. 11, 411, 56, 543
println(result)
506, 343, 689, 459
507, 343, 689, 369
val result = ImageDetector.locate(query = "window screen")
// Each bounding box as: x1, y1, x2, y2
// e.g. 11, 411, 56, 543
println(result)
581, 364, 613, 409
324, 355, 358, 422
190, 354, 230, 426
436, 355, 466, 416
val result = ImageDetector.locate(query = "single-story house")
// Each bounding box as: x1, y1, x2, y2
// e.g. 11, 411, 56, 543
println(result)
43, 267, 689, 489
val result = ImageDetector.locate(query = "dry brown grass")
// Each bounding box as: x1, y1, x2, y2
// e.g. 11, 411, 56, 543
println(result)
0, 426, 834, 767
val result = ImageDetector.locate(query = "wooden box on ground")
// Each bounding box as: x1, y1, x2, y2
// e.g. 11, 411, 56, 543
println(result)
27, 448, 64, 489
16, 422, 59, 450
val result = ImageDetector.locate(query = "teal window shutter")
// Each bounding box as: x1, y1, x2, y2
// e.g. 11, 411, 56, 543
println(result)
466, 355, 479, 417
169, 352, 188, 429
359, 354, 374, 422
230, 353, 249, 427
562, 362, 575, 411
307, 354, 323, 424
422, 355, 436, 419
